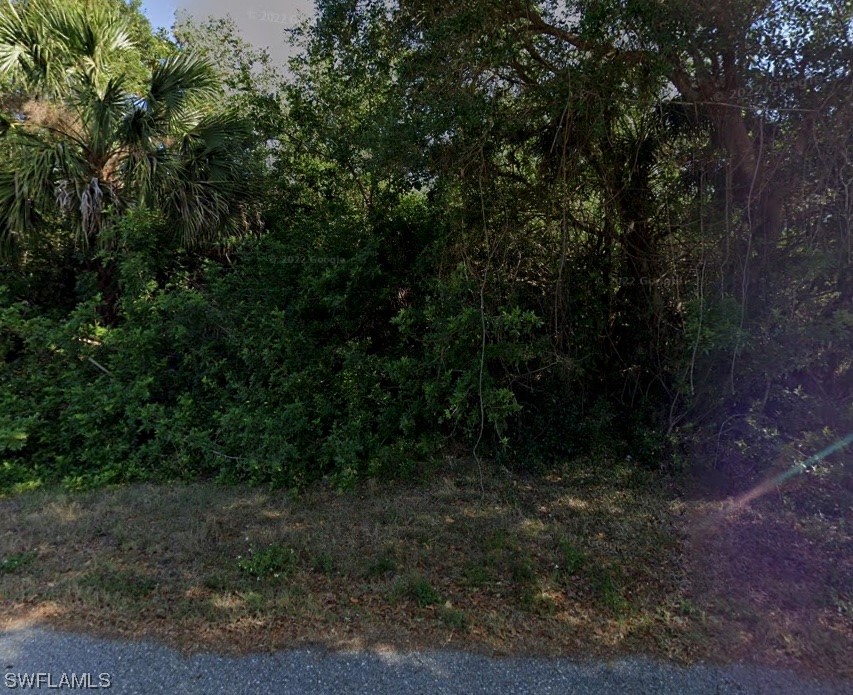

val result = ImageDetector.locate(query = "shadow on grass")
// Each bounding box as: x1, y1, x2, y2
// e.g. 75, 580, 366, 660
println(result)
1, 458, 849, 679
682, 461, 853, 680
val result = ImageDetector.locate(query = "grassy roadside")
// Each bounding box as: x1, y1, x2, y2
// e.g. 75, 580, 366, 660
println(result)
682, 462, 853, 680
0, 458, 849, 680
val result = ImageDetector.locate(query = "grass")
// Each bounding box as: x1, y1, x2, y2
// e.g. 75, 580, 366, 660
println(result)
438, 605, 468, 630
0, 457, 848, 679
556, 539, 587, 575
680, 460, 853, 680
589, 566, 629, 614
364, 555, 397, 579
237, 544, 298, 581
462, 564, 494, 588
312, 552, 337, 576
82, 566, 157, 600
1, 550, 37, 573
396, 573, 443, 608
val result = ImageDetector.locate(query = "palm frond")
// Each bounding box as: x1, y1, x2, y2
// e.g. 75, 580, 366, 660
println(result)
145, 53, 220, 123
0, 0, 58, 93
156, 110, 254, 246
0, 122, 108, 248
60, 4, 133, 78
0, 129, 63, 251
163, 177, 237, 245
73, 74, 130, 163
122, 54, 221, 149
120, 147, 167, 207
0, 3, 255, 256
0, 0, 134, 97
180, 109, 253, 155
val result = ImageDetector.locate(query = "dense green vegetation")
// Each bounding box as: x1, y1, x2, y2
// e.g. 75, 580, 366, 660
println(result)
1, 0, 850, 491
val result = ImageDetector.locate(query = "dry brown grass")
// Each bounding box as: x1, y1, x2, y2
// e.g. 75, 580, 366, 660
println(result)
0, 458, 849, 680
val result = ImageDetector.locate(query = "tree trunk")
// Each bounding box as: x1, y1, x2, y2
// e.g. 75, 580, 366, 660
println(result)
89, 257, 120, 325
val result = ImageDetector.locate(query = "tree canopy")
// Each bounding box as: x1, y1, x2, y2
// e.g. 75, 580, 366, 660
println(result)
0, 0, 849, 490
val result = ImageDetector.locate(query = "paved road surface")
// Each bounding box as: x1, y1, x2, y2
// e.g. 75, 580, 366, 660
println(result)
1, 626, 848, 694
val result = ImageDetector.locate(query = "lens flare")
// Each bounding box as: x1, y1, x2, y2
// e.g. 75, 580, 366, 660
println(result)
724, 432, 853, 514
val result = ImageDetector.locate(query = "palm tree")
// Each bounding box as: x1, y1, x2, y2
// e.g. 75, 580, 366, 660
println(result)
0, 0, 255, 264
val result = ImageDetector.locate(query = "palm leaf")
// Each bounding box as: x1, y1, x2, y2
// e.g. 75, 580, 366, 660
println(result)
0, 2, 255, 257
157, 111, 254, 245
73, 73, 130, 164
146, 53, 220, 123
0, 0, 58, 93
0, 0, 134, 97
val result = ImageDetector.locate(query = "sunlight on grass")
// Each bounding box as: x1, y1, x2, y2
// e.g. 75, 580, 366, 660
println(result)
558, 496, 590, 511
42, 501, 82, 524
0, 468, 688, 657
2, 463, 845, 678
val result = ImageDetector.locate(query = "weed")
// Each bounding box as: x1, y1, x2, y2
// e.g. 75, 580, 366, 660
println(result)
312, 552, 336, 576
485, 530, 510, 552
438, 605, 468, 630
239, 590, 265, 612
590, 566, 629, 614
397, 573, 442, 607
0, 550, 36, 573
364, 555, 397, 579
202, 571, 235, 591
462, 563, 494, 587
509, 555, 536, 585
678, 598, 702, 618
83, 567, 156, 599
556, 539, 587, 575
520, 589, 558, 616
237, 544, 297, 581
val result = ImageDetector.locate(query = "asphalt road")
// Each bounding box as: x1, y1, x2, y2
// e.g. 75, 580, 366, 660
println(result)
1, 626, 849, 694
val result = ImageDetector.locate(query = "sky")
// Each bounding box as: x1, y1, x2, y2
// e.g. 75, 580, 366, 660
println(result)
140, 0, 177, 33
140, 0, 314, 67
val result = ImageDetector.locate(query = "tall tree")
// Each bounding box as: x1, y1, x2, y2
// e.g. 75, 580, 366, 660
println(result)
303, 0, 852, 460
